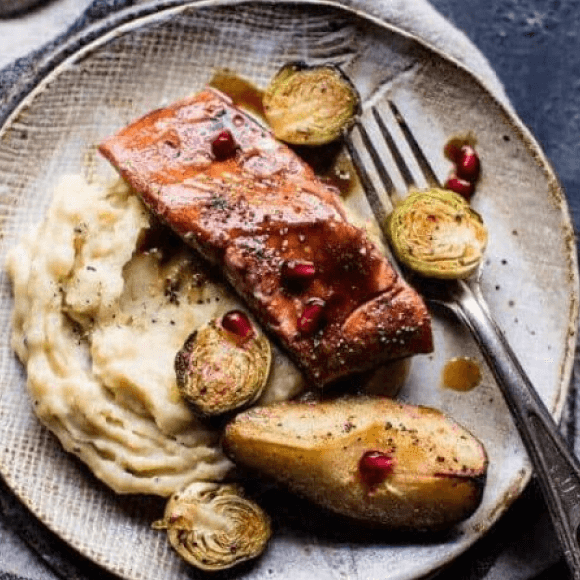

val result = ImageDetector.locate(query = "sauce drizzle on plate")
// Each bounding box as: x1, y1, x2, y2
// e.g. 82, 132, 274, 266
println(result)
442, 357, 482, 392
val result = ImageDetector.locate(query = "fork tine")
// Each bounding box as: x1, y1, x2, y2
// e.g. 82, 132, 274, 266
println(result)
343, 125, 404, 275
343, 123, 391, 225
371, 106, 416, 189
344, 99, 444, 271
355, 118, 399, 195
387, 101, 440, 188
345, 100, 442, 217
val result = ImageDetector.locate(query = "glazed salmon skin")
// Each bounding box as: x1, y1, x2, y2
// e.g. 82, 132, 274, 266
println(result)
99, 88, 433, 386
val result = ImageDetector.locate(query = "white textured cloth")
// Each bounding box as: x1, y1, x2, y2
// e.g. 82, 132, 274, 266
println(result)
345, 0, 512, 108
0, 0, 93, 69
0, 0, 510, 105
0, 1, 560, 580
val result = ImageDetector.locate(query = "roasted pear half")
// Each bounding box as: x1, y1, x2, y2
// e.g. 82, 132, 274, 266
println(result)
222, 397, 488, 531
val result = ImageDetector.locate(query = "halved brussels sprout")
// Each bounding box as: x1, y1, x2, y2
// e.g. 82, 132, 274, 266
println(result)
263, 62, 360, 146
175, 312, 272, 417
387, 188, 488, 279
153, 481, 271, 571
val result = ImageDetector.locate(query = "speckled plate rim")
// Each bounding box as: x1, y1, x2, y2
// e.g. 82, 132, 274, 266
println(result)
0, 1, 578, 579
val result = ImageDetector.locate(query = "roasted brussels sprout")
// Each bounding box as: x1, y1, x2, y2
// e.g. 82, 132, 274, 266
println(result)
387, 188, 488, 279
175, 311, 272, 417
263, 62, 360, 146
153, 481, 271, 571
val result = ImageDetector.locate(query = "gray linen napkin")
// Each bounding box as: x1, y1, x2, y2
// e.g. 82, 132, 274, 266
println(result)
0, 1, 573, 579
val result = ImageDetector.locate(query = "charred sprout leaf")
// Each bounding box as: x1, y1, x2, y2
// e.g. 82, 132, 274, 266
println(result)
263, 62, 360, 146
175, 315, 271, 417
153, 482, 271, 571
387, 188, 488, 279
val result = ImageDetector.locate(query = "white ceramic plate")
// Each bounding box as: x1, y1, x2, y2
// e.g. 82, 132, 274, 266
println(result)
0, 2, 577, 579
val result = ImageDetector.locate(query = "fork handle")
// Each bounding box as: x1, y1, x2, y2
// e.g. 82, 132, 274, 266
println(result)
448, 280, 580, 579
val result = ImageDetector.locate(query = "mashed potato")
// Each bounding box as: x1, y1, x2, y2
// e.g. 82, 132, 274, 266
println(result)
6, 174, 304, 496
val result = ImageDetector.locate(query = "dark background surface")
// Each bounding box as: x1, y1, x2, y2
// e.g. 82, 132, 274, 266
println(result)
0, 0, 579, 579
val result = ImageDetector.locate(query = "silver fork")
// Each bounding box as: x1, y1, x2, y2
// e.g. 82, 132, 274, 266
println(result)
345, 101, 580, 580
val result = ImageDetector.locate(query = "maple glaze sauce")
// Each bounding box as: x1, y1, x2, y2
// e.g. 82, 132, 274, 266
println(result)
209, 69, 266, 120
208, 69, 357, 197
442, 357, 482, 392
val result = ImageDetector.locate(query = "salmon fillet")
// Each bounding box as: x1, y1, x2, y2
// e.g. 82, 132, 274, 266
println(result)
99, 88, 433, 386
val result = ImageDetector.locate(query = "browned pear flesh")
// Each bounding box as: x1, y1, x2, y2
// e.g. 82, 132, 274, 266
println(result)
222, 397, 488, 531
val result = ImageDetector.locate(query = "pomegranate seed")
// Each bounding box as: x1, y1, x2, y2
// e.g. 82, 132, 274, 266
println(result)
443, 141, 462, 163
281, 260, 316, 282
211, 129, 237, 160
359, 450, 395, 487
298, 298, 325, 334
456, 145, 480, 181
221, 310, 254, 341
445, 174, 475, 200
